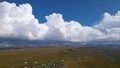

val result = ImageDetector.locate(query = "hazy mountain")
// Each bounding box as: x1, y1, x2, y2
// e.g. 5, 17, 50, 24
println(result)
0, 37, 120, 49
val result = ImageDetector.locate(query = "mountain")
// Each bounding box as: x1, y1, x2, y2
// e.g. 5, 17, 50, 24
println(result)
0, 37, 119, 49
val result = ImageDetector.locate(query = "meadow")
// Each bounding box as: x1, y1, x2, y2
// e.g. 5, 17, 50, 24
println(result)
0, 47, 120, 68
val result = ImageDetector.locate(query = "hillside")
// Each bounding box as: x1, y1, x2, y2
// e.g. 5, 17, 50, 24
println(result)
0, 47, 120, 68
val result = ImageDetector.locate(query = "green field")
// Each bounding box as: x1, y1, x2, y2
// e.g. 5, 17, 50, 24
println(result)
0, 47, 120, 68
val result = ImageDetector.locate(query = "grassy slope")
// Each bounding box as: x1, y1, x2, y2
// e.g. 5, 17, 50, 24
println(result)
0, 47, 120, 68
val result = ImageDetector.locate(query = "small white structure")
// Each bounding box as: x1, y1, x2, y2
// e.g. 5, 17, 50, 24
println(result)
61, 59, 64, 68
24, 61, 28, 64
34, 61, 38, 64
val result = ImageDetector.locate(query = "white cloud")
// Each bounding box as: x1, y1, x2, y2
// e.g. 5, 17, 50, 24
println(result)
0, 1, 48, 40
0, 1, 120, 43
94, 11, 120, 41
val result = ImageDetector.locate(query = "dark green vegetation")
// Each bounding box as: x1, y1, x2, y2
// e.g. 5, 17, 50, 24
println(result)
0, 47, 120, 68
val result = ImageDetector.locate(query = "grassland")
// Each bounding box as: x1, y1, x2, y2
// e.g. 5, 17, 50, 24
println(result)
0, 47, 120, 68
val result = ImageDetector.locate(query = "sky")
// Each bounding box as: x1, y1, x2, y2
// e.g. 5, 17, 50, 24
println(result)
0, 0, 120, 26
0, 0, 120, 43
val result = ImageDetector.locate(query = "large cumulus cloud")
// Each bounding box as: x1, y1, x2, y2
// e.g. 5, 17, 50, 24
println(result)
0, 1, 48, 40
0, 1, 120, 43
94, 12, 120, 41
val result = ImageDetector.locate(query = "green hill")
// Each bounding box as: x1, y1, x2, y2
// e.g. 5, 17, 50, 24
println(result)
0, 47, 120, 68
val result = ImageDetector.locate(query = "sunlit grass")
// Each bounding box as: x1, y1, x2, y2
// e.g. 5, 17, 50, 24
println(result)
0, 47, 120, 68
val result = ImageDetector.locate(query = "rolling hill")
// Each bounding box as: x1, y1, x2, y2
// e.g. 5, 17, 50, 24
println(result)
0, 47, 120, 68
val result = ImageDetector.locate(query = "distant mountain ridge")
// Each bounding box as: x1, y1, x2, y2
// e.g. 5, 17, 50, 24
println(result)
0, 37, 120, 49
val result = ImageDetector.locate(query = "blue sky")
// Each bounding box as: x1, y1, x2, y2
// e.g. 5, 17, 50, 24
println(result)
0, 0, 120, 26
0, 0, 120, 43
